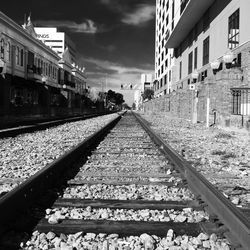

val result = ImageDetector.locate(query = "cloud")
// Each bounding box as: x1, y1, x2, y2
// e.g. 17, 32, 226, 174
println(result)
84, 57, 152, 75
122, 4, 155, 26
35, 19, 98, 33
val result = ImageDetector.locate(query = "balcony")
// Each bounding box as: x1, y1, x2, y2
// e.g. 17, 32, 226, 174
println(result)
27, 65, 43, 82
165, 0, 215, 48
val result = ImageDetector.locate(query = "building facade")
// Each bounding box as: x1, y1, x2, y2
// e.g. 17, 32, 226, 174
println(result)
34, 27, 77, 64
141, 74, 153, 91
151, 0, 250, 129
0, 12, 88, 120
154, 0, 179, 97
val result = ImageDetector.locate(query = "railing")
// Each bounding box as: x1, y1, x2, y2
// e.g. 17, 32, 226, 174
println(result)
27, 65, 42, 75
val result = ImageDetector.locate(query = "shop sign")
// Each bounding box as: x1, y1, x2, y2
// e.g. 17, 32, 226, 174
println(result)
37, 34, 49, 39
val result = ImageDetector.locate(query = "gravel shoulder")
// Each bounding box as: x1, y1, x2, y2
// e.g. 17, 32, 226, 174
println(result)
139, 111, 250, 207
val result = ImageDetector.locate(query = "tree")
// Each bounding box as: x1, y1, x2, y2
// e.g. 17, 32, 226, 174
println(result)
142, 89, 154, 101
106, 90, 125, 105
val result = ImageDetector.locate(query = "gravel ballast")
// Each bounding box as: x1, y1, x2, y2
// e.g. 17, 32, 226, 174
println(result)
63, 184, 194, 201
19, 231, 231, 249
0, 113, 119, 195
45, 206, 209, 223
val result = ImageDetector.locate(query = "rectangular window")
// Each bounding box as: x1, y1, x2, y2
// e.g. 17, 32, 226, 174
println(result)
28, 51, 34, 66
164, 74, 167, 85
171, 0, 175, 30
228, 9, 240, 49
188, 51, 193, 74
166, 0, 169, 10
20, 49, 24, 67
165, 59, 168, 68
0, 39, 4, 59
231, 89, 250, 115
203, 36, 209, 66
194, 47, 198, 69
179, 61, 182, 80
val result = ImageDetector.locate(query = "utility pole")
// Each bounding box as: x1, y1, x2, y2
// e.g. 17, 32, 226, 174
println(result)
105, 73, 107, 92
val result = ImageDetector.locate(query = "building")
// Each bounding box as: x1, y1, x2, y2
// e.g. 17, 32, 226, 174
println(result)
141, 74, 153, 91
34, 27, 77, 64
151, 0, 250, 129
0, 12, 88, 120
0, 12, 61, 117
154, 0, 176, 97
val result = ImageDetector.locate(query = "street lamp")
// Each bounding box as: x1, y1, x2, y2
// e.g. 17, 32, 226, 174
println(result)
191, 70, 199, 83
210, 60, 221, 74
223, 50, 234, 69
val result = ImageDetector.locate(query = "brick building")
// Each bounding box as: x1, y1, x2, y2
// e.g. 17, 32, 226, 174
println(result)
149, 0, 250, 129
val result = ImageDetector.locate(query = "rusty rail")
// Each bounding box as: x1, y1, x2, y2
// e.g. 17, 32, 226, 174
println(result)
133, 112, 250, 250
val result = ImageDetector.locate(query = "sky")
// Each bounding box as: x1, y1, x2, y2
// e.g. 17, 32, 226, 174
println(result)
1, 0, 156, 105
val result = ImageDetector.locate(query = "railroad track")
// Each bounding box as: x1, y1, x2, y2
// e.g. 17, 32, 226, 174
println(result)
0, 111, 249, 249
0, 112, 113, 138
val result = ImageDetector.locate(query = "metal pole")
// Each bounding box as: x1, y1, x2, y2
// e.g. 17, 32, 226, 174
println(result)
206, 97, 210, 127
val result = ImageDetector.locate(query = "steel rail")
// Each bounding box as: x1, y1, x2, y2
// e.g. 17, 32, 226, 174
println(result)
0, 113, 122, 234
0, 111, 115, 138
133, 112, 250, 250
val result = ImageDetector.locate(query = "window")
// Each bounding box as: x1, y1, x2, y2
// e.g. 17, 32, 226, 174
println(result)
171, 0, 175, 30
194, 47, 198, 69
169, 70, 171, 82
228, 9, 240, 49
203, 36, 209, 66
165, 59, 168, 68
20, 49, 24, 67
166, 0, 169, 11
188, 51, 193, 74
231, 89, 250, 115
179, 61, 182, 80
164, 73, 168, 85
6, 42, 11, 62
0, 39, 4, 59
16, 46, 20, 65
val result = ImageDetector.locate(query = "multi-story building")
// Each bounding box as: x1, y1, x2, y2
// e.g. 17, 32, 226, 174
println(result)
152, 0, 250, 128
155, 0, 178, 97
0, 12, 88, 119
34, 27, 77, 64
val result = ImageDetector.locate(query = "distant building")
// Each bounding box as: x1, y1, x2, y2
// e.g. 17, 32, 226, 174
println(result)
34, 27, 77, 64
141, 74, 153, 91
155, 0, 175, 97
